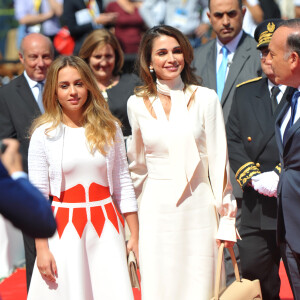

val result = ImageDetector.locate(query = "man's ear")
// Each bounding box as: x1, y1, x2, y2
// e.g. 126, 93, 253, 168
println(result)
290, 51, 300, 72
241, 6, 246, 18
19, 52, 24, 65
207, 11, 211, 23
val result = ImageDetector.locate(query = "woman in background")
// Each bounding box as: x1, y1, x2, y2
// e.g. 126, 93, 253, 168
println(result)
79, 29, 140, 139
127, 25, 238, 299
105, 0, 146, 54
27, 55, 138, 300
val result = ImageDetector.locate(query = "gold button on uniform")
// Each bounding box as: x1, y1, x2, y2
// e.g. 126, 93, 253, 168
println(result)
256, 163, 260, 168
247, 137, 252, 141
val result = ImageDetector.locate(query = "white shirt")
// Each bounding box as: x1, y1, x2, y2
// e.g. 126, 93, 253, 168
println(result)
23, 71, 44, 106
280, 87, 300, 140
242, 0, 259, 36
268, 80, 287, 105
216, 30, 243, 79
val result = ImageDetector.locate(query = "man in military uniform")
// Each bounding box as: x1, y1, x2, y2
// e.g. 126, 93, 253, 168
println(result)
226, 19, 294, 300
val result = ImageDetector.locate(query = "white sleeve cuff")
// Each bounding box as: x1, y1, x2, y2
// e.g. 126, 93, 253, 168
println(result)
216, 216, 241, 242
11, 171, 28, 180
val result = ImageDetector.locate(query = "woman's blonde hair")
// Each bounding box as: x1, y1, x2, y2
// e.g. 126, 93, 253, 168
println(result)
79, 29, 124, 76
30, 55, 120, 154
135, 25, 201, 97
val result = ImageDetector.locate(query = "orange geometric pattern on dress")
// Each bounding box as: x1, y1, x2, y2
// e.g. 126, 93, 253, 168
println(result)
72, 208, 88, 238
53, 184, 85, 203
91, 206, 106, 237
89, 182, 110, 202
55, 207, 69, 238
105, 203, 119, 233
115, 206, 125, 228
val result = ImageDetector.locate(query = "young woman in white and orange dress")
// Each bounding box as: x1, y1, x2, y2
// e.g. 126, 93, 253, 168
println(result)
127, 25, 238, 300
27, 55, 139, 300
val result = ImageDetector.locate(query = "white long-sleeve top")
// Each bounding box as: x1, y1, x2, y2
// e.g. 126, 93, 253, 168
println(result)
28, 122, 138, 214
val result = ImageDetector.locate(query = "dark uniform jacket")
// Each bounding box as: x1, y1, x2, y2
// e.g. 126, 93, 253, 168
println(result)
226, 76, 295, 230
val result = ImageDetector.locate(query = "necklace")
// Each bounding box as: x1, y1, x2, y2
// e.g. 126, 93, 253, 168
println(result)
100, 78, 116, 101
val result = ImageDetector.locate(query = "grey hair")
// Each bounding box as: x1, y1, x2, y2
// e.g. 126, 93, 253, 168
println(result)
280, 19, 300, 60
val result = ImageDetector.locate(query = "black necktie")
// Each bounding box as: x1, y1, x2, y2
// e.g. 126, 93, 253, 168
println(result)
283, 90, 300, 144
271, 86, 280, 114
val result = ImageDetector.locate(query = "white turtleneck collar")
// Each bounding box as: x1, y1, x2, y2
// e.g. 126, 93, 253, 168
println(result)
156, 76, 184, 96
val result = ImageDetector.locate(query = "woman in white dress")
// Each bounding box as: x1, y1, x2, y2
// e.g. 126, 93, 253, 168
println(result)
27, 56, 139, 300
127, 25, 238, 299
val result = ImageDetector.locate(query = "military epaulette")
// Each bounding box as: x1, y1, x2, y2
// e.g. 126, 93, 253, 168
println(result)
236, 77, 262, 88
274, 163, 281, 175
235, 162, 261, 189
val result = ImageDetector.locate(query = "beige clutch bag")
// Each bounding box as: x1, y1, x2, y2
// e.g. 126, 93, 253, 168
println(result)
127, 251, 140, 290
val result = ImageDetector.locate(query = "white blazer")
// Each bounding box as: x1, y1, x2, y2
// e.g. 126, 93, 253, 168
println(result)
28, 122, 138, 214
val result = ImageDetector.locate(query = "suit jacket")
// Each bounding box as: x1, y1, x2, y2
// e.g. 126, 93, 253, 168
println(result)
0, 74, 41, 173
193, 32, 261, 123
63, 0, 103, 54
226, 77, 295, 230
275, 91, 300, 253
193, 31, 261, 198
0, 161, 56, 237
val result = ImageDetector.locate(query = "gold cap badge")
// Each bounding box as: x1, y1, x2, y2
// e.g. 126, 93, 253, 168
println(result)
267, 22, 275, 33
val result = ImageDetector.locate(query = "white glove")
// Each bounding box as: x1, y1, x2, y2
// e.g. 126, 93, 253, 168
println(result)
251, 171, 279, 197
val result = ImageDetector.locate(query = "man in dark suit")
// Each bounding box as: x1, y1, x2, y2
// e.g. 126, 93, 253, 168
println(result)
193, 0, 261, 284
226, 19, 295, 300
0, 139, 56, 238
193, 0, 261, 123
0, 32, 54, 290
267, 19, 300, 299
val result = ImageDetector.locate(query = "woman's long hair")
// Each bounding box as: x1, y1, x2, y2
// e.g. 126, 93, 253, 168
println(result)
135, 25, 201, 97
30, 55, 120, 154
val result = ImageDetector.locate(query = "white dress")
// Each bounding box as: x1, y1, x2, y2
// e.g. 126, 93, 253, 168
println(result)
28, 126, 133, 300
127, 85, 236, 300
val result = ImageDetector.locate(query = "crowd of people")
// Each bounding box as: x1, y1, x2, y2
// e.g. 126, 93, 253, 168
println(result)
1, 0, 300, 299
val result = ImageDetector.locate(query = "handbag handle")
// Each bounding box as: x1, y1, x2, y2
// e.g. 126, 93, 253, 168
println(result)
214, 242, 241, 299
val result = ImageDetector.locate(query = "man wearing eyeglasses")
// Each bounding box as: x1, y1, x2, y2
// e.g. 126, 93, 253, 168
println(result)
226, 19, 295, 300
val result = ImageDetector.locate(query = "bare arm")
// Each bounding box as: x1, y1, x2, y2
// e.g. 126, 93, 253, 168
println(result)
124, 212, 139, 265
47, 0, 63, 17
18, 11, 54, 26
243, 0, 264, 24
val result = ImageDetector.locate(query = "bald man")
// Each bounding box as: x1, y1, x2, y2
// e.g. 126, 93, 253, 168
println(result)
0, 33, 54, 290
267, 19, 300, 299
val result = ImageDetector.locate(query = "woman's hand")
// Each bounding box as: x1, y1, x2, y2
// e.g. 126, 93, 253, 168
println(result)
127, 236, 139, 267
36, 247, 57, 282
216, 239, 235, 248
124, 211, 139, 266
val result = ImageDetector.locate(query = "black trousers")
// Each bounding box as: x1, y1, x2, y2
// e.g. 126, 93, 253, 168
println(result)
23, 232, 36, 291
238, 226, 281, 300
